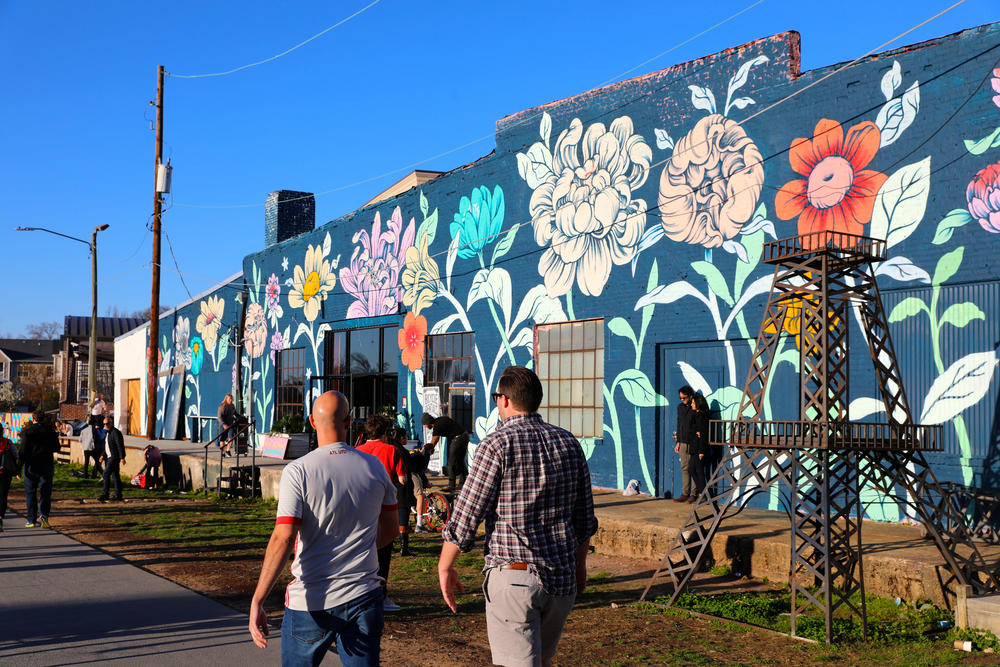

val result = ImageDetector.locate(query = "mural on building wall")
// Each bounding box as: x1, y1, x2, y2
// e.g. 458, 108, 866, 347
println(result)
158, 25, 1000, 518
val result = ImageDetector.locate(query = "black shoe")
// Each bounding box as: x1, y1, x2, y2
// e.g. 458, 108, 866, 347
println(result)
400, 547, 413, 557
113, 496, 124, 502
96, 496, 109, 502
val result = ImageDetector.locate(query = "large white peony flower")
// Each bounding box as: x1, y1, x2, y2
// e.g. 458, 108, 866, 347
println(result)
528, 116, 651, 297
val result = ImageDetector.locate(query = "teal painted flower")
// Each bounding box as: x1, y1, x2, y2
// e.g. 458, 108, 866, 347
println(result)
190, 336, 204, 376
450, 185, 505, 259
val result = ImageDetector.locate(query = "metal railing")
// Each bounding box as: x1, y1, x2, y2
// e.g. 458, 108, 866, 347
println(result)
711, 419, 943, 451
763, 232, 886, 264
201, 420, 258, 497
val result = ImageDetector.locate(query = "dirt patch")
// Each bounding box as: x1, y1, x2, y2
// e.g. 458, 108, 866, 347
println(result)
7, 480, 994, 666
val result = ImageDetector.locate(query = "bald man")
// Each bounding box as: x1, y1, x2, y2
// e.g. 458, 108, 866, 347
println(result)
250, 391, 399, 665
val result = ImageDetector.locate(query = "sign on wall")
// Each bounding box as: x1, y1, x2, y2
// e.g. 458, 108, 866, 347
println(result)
422, 386, 442, 474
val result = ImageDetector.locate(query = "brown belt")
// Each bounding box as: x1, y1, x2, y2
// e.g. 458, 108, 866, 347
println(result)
503, 562, 529, 571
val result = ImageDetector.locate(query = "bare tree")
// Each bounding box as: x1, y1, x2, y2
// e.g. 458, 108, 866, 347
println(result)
24, 321, 61, 340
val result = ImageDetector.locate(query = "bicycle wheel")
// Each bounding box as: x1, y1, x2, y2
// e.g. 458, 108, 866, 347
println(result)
424, 492, 451, 532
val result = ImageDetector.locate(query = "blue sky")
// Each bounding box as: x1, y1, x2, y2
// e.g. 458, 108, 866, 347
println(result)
0, 0, 995, 337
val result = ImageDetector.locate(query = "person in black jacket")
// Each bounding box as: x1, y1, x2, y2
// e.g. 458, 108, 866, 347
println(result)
689, 394, 711, 499
18, 411, 61, 528
421, 413, 469, 492
98, 416, 127, 502
673, 385, 696, 502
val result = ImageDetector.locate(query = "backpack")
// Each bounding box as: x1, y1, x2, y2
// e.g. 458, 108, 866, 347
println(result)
0, 442, 18, 476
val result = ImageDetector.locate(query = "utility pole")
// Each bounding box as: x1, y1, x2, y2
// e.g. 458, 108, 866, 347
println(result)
146, 65, 164, 440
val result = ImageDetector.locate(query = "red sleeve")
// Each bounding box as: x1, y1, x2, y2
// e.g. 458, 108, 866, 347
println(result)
392, 450, 406, 478
275, 516, 302, 525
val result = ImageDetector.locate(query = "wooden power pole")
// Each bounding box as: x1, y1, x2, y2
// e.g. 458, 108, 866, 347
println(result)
146, 65, 164, 440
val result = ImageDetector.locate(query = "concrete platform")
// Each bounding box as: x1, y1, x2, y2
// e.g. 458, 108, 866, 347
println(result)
58, 434, 1000, 608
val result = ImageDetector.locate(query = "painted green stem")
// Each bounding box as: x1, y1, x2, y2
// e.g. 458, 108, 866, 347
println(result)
928, 284, 973, 485
565, 288, 576, 321
479, 255, 517, 365
603, 383, 624, 487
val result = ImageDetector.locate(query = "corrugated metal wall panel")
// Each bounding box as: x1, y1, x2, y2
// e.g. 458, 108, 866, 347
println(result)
882, 280, 1000, 486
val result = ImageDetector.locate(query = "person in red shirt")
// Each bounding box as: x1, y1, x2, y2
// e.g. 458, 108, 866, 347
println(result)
0, 423, 20, 533
357, 414, 407, 612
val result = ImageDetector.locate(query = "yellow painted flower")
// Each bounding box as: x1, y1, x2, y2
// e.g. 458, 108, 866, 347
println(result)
195, 295, 225, 353
401, 234, 440, 316
288, 243, 338, 322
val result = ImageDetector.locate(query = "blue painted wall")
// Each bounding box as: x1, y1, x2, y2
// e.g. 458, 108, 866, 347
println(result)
160, 23, 1000, 517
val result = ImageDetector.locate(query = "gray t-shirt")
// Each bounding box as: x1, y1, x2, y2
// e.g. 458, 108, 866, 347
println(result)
276, 441, 397, 611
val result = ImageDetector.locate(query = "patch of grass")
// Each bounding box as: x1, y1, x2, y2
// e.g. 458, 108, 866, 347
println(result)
946, 626, 1000, 652
709, 564, 732, 576
588, 570, 613, 585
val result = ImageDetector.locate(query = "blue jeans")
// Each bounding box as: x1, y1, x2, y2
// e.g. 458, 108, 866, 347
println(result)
23, 467, 53, 523
281, 587, 383, 666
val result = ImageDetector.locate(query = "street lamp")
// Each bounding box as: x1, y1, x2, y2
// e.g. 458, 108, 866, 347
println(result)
16, 224, 110, 406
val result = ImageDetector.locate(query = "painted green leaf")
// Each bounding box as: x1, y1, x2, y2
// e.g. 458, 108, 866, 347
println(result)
616, 369, 669, 407
641, 259, 659, 335
417, 207, 438, 247
932, 209, 973, 245
419, 190, 429, 219
932, 247, 964, 287
490, 224, 519, 266
184, 385, 192, 399
217, 329, 230, 361
888, 297, 927, 323
646, 258, 659, 293
690, 260, 734, 306
607, 317, 637, 347
964, 126, 1000, 156
735, 229, 764, 296
940, 302, 985, 329
869, 157, 930, 248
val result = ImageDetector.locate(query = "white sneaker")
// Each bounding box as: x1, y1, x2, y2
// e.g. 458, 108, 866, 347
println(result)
383, 597, 401, 612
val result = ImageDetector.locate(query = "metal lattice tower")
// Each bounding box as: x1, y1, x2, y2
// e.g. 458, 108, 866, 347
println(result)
640, 231, 999, 643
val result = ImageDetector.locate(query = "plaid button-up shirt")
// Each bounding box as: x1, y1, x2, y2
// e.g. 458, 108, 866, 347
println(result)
441, 413, 598, 596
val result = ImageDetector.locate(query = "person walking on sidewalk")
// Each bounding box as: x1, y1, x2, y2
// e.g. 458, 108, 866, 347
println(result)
438, 366, 598, 667
0, 423, 20, 533
18, 411, 61, 529
79, 416, 104, 479
421, 412, 469, 492
249, 391, 399, 665
98, 416, 126, 502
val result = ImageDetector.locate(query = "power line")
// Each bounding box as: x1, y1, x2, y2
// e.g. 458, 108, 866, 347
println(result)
168, 0, 383, 79
170, 0, 768, 210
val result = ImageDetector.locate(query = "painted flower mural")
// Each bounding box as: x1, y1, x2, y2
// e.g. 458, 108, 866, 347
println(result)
244, 302, 268, 359
173, 316, 191, 369
196, 295, 225, 354
401, 234, 441, 316
450, 185, 505, 259
265, 274, 283, 327
398, 311, 427, 372
992, 67, 1000, 109
966, 162, 1000, 233
289, 243, 337, 322
270, 330, 284, 363
340, 207, 416, 318
774, 118, 887, 239
524, 116, 652, 298
190, 336, 204, 375
658, 114, 764, 248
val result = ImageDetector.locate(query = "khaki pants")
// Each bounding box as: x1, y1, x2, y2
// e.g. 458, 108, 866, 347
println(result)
483, 567, 575, 667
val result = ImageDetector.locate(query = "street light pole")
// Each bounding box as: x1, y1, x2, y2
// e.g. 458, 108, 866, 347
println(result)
15, 224, 109, 405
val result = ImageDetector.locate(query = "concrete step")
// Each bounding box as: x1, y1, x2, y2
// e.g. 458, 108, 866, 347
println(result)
966, 593, 1000, 635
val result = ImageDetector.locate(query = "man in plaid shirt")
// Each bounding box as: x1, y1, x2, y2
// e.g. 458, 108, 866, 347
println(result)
438, 366, 598, 667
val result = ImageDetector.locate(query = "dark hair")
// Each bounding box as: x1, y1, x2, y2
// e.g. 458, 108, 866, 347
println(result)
420, 413, 436, 427
497, 366, 543, 412
692, 394, 710, 413
678, 385, 695, 399
389, 425, 407, 445
364, 414, 391, 440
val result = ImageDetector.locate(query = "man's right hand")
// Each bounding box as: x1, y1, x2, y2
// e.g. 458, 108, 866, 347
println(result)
249, 599, 269, 648
438, 566, 465, 613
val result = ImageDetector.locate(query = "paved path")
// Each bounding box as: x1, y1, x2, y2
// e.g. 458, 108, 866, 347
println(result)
0, 511, 286, 666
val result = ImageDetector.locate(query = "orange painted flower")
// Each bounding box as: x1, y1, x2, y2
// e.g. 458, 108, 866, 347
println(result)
398, 311, 427, 372
775, 119, 887, 239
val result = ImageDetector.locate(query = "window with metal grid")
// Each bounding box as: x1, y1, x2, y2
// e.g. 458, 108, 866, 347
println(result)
424, 331, 475, 433
534, 318, 604, 438
274, 347, 307, 421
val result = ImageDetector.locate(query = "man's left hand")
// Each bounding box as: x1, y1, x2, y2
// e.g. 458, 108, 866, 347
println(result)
249, 599, 269, 648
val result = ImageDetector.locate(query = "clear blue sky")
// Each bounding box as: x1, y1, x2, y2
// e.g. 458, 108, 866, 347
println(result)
0, 0, 994, 337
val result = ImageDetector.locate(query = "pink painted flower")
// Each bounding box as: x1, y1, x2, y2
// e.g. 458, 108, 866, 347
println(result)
266, 274, 281, 310
967, 162, 1000, 233
992, 68, 1000, 109
339, 207, 416, 318
244, 303, 268, 359
269, 331, 284, 363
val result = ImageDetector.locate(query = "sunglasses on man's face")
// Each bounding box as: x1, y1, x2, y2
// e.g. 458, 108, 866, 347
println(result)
491, 392, 504, 403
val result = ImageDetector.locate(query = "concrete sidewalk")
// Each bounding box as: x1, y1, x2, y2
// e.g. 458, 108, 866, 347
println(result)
0, 511, 284, 666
